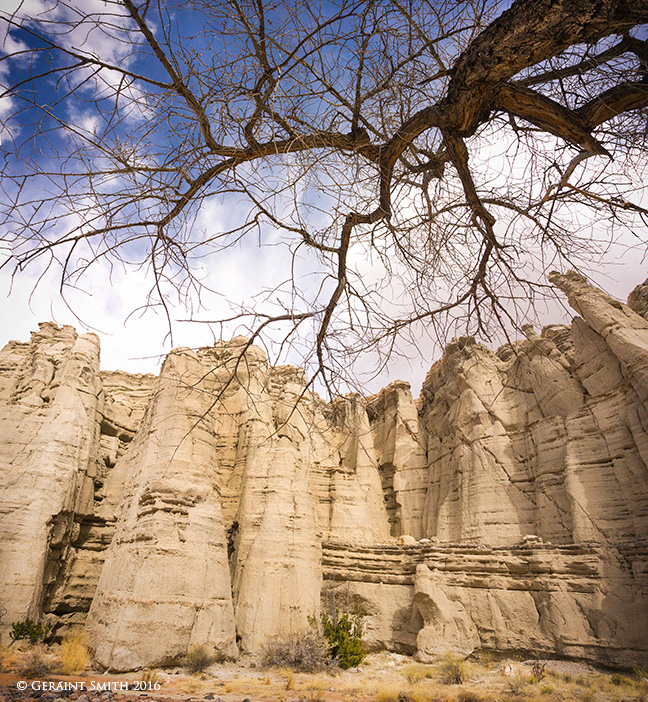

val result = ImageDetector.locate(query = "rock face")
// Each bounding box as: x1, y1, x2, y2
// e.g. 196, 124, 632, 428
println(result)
1, 274, 648, 669
0, 324, 103, 631
86, 348, 238, 670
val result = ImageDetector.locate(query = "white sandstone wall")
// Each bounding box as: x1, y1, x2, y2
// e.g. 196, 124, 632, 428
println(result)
1, 273, 648, 668
0, 324, 103, 642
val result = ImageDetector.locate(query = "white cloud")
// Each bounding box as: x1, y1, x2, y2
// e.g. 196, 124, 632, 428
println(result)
1, 4, 647, 398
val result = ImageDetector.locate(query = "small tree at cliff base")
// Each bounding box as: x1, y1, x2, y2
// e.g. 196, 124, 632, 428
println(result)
9, 619, 51, 646
320, 608, 365, 669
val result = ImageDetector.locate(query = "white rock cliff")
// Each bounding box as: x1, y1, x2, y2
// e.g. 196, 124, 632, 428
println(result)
0, 274, 647, 669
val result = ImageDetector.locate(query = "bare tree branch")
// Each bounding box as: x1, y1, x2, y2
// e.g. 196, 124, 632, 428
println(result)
0, 0, 647, 392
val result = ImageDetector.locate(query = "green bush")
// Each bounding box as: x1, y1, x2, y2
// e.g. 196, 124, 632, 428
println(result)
263, 603, 365, 672
320, 608, 365, 669
9, 620, 51, 645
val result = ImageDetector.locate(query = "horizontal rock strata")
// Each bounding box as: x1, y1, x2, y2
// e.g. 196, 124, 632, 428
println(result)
322, 540, 648, 667
0, 273, 647, 669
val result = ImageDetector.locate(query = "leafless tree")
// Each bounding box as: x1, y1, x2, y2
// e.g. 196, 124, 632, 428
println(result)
1, 0, 647, 393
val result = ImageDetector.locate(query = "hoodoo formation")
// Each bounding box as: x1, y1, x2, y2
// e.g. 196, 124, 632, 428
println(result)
0, 271, 647, 671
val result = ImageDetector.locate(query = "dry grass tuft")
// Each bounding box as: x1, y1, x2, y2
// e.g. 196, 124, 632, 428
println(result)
408, 683, 435, 702
59, 631, 90, 675
306, 677, 328, 702
456, 690, 493, 702
185, 643, 214, 674
611, 672, 633, 686
376, 682, 408, 702
374, 682, 437, 702
284, 671, 296, 690
19, 646, 50, 678
139, 669, 161, 686
0, 645, 22, 673
180, 678, 204, 695
402, 663, 434, 685
340, 678, 367, 696
506, 671, 531, 694
439, 653, 468, 685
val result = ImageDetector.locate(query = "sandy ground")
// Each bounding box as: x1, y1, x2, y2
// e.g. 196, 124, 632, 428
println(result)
1, 651, 646, 702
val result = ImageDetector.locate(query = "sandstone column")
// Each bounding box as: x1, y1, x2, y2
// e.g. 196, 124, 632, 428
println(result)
230, 365, 322, 652
86, 349, 237, 671
0, 325, 101, 641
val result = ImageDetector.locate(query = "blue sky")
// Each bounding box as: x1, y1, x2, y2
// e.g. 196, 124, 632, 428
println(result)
0, 0, 646, 395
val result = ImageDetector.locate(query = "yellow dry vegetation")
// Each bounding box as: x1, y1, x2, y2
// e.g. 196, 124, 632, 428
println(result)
0, 644, 22, 672
58, 631, 90, 675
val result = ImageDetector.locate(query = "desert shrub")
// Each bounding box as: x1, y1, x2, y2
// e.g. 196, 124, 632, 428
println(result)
457, 691, 491, 702
611, 672, 634, 687
440, 652, 467, 685
19, 648, 50, 677
262, 630, 330, 673
59, 631, 90, 675
140, 669, 160, 686
320, 608, 365, 669
10, 619, 51, 645
376, 684, 404, 702
0, 645, 21, 673
402, 663, 434, 685
507, 671, 530, 694
531, 661, 546, 682
376, 685, 425, 702
185, 643, 214, 674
